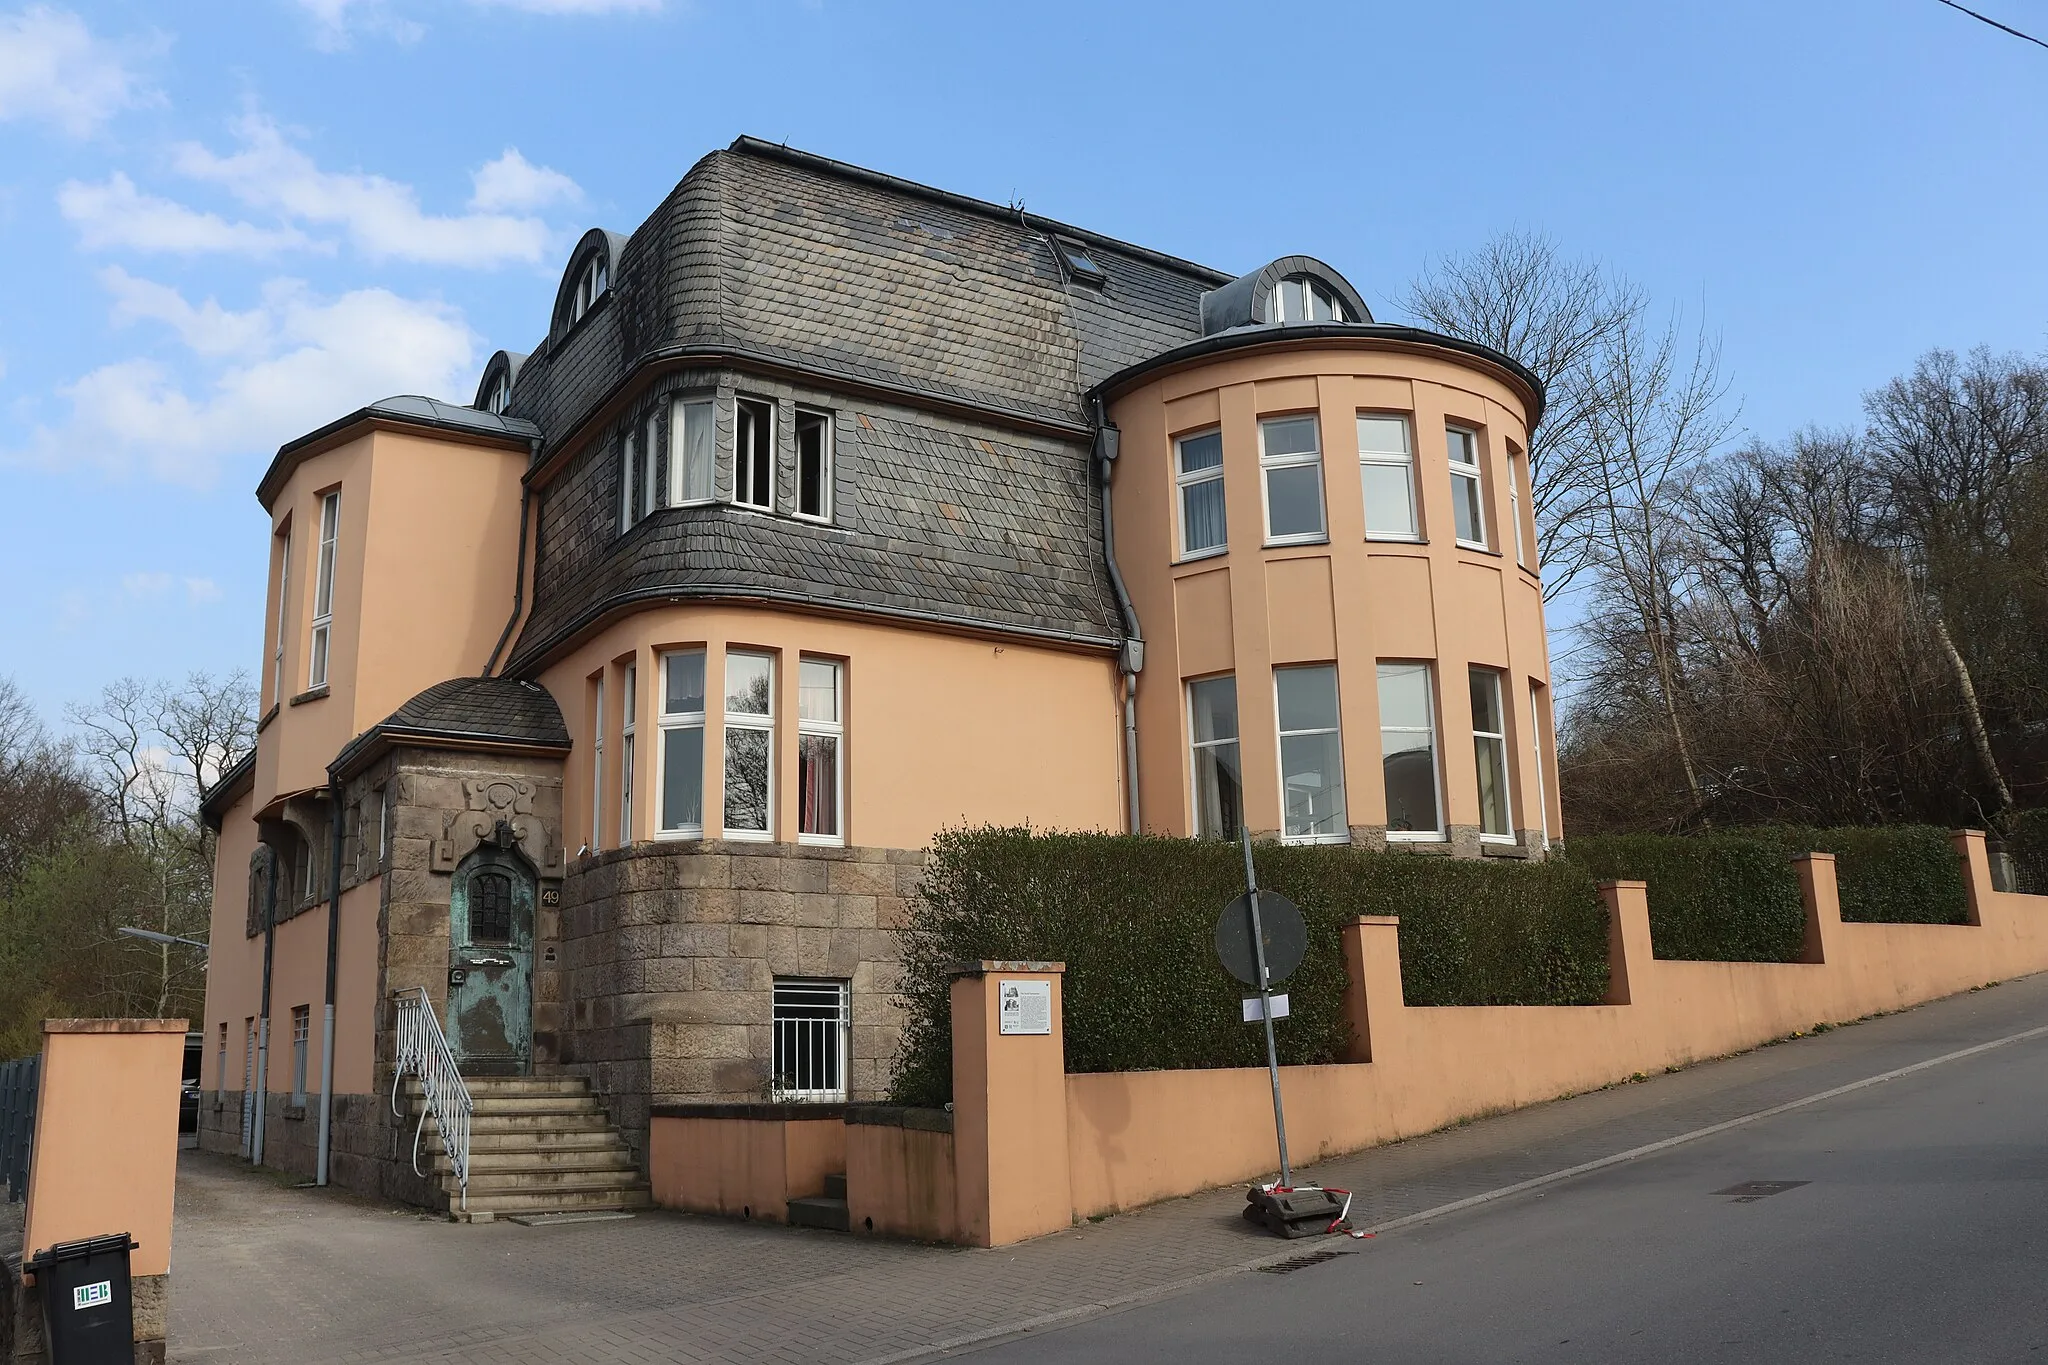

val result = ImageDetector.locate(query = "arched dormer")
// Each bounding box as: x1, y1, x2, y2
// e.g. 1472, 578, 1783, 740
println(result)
550, 228, 628, 339
473, 349, 529, 415
1198, 255, 1372, 336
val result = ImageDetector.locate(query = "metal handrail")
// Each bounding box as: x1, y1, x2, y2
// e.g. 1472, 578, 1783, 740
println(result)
390, 988, 474, 1210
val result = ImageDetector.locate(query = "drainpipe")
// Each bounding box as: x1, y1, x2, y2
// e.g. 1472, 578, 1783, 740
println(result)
251, 848, 276, 1166
481, 439, 541, 677
316, 776, 345, 1185
1092, 394, 1145, 834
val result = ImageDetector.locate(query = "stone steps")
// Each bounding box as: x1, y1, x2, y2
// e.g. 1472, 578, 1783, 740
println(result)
786, 1172, 849, 1232
400, 1076, 649, 1222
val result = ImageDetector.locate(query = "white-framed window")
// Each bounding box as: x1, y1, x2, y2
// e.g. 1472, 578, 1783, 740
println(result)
620, 419, 656, 533
736, 398, 774, 510
640, 415, 658, 522
271, 519, 292, 706
290, 1005, 310, 1106
1470, 668, 1513, 842
377, 784, 392, 863
797, 658, 843, 844
669, 398, 715, 505
589, 674, 605, 850
1271, 275, 1348, 323
1358, 413, 1420, 541
484, 371, 510, 415
1188, 675, 1242, 841
1277, 665, 1347, 844
796, 409, 832, 521
1508, 445, 1528, 566
1260, 415, 1326, 545
1378, 662, 1443, 840
1176, 428, 1227, 558
620, 662, 637, 846
1448, 427, 1488, 549
619, 428, 636, 533
1530, 681, 1551, 851
723, 650, 774, 839
308, 491, 339, 689
571, 252, 606, 324
657, 650, 706, 837
772, 977, 849, 1102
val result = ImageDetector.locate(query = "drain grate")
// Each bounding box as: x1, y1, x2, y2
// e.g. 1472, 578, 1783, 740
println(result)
1258, 1249, 1345, 1274
1714, 1181, 1810, 1203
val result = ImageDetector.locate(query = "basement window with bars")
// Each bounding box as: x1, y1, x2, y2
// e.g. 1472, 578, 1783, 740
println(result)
772, 978, 849, 1102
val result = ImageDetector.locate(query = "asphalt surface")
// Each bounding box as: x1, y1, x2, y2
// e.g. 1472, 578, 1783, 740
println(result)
965, 1009, 2048, 1363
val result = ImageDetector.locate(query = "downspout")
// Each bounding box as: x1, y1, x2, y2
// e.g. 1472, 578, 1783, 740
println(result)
251, 849, 276, 1166
482, 437, 542, 677
1092, 394, 1145, 834
316, 775, 344, 1186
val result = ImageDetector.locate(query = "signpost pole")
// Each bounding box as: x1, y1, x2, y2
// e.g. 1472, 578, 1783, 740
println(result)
1240, 823, 1292, 1188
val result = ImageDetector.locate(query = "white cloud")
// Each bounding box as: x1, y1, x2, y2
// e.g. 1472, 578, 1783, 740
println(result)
293, 0, 656, 46
183, 577, 222, 604
0, 6, 144, 135
171, 114, 556, 267
102, 266, 274, 356
470, 148, 582, 213
9, 274, 476, 486
120, 570, 171, 598
60, 173, 314, 255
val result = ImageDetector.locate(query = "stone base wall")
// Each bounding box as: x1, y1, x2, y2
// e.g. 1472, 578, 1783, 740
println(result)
551, 840, 921, 1162
198, 1092, 441, 1211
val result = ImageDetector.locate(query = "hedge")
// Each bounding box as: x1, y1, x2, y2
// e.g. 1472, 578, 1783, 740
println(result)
1561, 834, 1806, 963
889, 829, 1610, 1107
1766, 826, 1967, 925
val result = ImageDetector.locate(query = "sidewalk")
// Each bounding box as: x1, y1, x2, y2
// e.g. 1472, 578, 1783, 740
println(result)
168, 970, 2048, 1364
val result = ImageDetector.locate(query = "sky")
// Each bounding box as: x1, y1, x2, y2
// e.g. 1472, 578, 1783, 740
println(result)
1, 0, 2044, 722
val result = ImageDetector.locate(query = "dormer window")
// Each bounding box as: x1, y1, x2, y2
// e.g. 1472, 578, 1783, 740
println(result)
571, 253, 607, 324
1271, 275, 1348, 324
1055, 237, 1105, 286
483, 371, 510, 415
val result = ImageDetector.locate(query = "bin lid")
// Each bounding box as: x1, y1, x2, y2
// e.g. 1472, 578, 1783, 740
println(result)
25, 1232, 137, 1269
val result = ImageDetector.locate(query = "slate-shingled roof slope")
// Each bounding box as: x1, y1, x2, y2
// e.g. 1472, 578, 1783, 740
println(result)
331, 677, 571, 776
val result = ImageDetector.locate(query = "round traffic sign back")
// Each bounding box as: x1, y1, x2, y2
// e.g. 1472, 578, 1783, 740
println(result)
1214, 891, 1307, 988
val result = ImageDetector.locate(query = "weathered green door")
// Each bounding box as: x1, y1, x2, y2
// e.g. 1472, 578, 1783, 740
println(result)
446, 849, 533, 1075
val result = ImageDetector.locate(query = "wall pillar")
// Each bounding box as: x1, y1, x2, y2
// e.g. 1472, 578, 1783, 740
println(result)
1340, 917, 1404, 1063
1598, 880, 1654, 1005
949, 962, 1069, 1248
1793, 854, 1844, 964
1953, 830, 1992, 928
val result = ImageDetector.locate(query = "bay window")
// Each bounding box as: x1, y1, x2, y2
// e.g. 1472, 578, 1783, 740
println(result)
1176, 428, 1226, 557
308, 491, 338, 689
736, 398, 774, 510
1358, 414, 1420, 540
670, 398, 715, 505
657, 650, 706, 837
1188, 675, 1242, 841
1377, 662, 1442, 840
723, 651, 774, 838
797, 658, 843, 843
1260, 415, 1325, 544
1277, 665, 1346, 843
796, 410, 832, 521
271, 520, 291, 706
1470, 668, 1513, 841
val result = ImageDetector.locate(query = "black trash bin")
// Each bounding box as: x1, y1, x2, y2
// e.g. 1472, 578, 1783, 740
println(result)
25, 1232, 137, 1365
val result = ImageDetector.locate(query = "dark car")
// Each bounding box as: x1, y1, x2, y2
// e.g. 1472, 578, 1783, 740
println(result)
181, 1032, 203, 1134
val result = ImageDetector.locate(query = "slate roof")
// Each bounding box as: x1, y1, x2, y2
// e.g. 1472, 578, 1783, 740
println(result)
257, 396, 539, 511
331, 677, 571, 777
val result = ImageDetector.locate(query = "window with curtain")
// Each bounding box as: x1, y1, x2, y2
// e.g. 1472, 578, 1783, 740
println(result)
1260, 415, 1325, 544
1358, 414, 1420, 540
1378, 662, 1442, 839
798, 658, 842, 842
1277, 665, 1347, 843
669, 398, 715, 505
1176, 428, 1226, 556
1470, 668, 1513, 840
724, 651, 774, 837
1188, 675, 1242, 841
658, 650, 706, 836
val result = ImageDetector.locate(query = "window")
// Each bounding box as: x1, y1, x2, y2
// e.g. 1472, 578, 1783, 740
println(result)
571, 252, 606, 324
619, 419, 656, 533
590, 674, 605, 850
377, 785, 392, 862
1176, 429, 1227, 557
1507, 444, 1527, 566
308, 491, 339, 689
1277, 666, 1347, 843
796, 410, 832, 521
723, 651, 774, 838
1470, 669, 1513, 841
215, 1022, 227, 1102
772, 978, 849, 1102
619, 428, 637, 533
798, 658, 842, 843
657, 651, 706, 836
1259, 415, 1325, 544
1530, 682, 1551, 851
470, 870, 513, 942
1188, 675, 1242, 841
483, 371, 510, 415
1271, 275, 1348, 323
1378, 662, 1442, 839
641, 415, 658, 522
620, 663, 637, 845
1448, 427, 1488, 549
1358, 414, 1420, 540
289, 1005, 309, 1106
1055, 237, 1105, 285
736, 398, 774, 510
669, 398, 714, 505
271, 521, 291, 706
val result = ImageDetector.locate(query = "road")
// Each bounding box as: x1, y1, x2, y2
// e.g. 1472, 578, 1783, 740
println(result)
967, 1013, 2048, 1363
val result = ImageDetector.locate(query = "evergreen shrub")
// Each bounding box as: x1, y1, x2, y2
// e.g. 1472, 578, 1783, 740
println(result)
1561, 834, 1806, 963
1768, 825, 1967, 925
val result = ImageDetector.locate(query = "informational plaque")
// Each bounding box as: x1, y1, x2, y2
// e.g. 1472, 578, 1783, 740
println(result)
997, 979, 1052, 1036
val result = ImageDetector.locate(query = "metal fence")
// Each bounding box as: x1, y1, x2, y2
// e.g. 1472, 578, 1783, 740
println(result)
772, 978, 850, 1102
1, 1054, 38, 1203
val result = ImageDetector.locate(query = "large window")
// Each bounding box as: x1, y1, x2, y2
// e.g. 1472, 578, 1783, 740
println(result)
1530, 681, 1551, 851
290, 1005, 309, 1106
1378, 662, 1442, 840
619, 663, 637, 846
797, 658, 842, 843
1507, 444, 1528, 566
669, 398, 715, 505
589, 674, 605, 849
657, 650, 706, 837
1448, 427, 1488, 549
1277, 665, 1347, 843
772, 977, 849, 1102
1188, 675, 1242, 841
796, 409, 832, 521
1358, 414, 1420, 540
1176, 428, 1227, 557
619, 417, 658, 533
1470, 668, 1513, 841
308, 491, 339, 689
271, 520, 291, 706
723, 651, 774, 838
736, 398, 774, 510
1260, 415, 1325, 545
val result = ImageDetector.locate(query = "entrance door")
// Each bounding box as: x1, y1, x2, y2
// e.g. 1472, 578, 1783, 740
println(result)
446, 849, 534, 1074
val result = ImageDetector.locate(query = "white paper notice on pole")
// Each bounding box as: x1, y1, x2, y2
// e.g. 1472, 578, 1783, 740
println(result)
1242, 993, 1290, 1023
998, 979, 1052, 1036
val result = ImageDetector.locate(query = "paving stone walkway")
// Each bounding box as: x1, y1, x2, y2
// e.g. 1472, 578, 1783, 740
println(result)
167, 971, 2048, 1364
